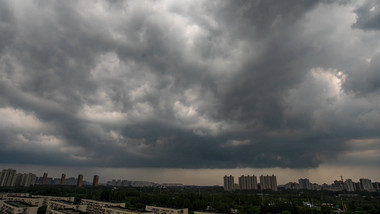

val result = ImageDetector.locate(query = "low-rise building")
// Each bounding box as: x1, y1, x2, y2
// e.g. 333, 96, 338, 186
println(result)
194, 212, 221, 214
0, 193, 30, 199
80, 199, 125, 214
145, 206, 188, 214
47, 200, 87, 214
2, 196, 43, 207
32, 195, 74, 207
102, 206, 153, 214
0, 200, 38, 214
48, 209, 87, 214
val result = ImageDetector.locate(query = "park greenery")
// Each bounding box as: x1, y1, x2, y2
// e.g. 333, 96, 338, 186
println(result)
1, 185, 380, 213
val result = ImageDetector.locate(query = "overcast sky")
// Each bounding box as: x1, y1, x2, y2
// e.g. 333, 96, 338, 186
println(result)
1, 0, 380, 185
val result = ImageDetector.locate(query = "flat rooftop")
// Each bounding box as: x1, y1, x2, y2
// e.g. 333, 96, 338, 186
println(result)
56, 209, 87, 214
105, 206, 153, 213
51, 200, 76, 205
6, 196, 42, 199
5, 201, 36, 208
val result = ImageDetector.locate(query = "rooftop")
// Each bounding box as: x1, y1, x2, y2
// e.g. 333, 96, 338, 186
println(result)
55, 209, 87, 214
104, 206, 153, 213
5, 201, 36, 208
51, 200, 76, 205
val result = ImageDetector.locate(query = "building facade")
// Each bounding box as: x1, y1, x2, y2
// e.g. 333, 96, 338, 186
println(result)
77, 175, 83, 187
360, 178, 374, 191
93, 175, 99, 186
2, 196, 43, 207
223, 175, 234, 191
80, 199, 125, 214
60, 174, 66, 185
259, 175, 277, 191
32, 195, 74, 207
238, 175, 258, 190
42, 173, 48, 185
145, 206, 188, 214
344, 179, 355, 192
298, 178, 312, 190
0, 200, 38, 214
0, 168, 17, 187
103, 206, 153, 214
47, 200, 87, 214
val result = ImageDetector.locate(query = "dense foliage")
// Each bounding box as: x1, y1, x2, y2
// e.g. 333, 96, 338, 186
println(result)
1, 185, 380, 213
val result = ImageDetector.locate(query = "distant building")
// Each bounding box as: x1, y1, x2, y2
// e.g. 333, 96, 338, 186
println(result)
360, 178, 374, 191
145, 205, 188, 214
284, 182, 300, 190
259, 175, 277, 191
46, 177, 53, 185
238, 175, 258, 190
25, 173, 36, 187
373, 182, 380, 190
52, 178, 61, 185
344, 179, 355, 192
298, 178, 312, 190
333, 180, 344, 189
93, 175, 99, 186
353, 182, 361, 191
77, 175, 83, 187
14, 174, 23, 186
42, 173, 48, 185
312, 183, 321, 191
65, 177, 77, 186
0, 168, 17, 187
223, 175, 234, 191
60, 174, 66, 185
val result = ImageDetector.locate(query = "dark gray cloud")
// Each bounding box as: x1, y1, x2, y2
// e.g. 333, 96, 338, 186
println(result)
1, 0, 380, 169
353, 0, 380, 30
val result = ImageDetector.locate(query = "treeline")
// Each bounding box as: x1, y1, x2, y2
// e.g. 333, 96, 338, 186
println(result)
1, 185, 380, 213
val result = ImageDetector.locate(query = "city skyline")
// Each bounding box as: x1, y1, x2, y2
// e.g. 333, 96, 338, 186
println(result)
1, 166, 380, 187
2, 167, 379, 194
1, 0, 380, 184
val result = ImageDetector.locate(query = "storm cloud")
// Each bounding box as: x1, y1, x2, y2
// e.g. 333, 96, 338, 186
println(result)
1, 0, 380, 169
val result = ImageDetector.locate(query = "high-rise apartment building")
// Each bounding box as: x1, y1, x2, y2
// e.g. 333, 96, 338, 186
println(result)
360, 178, 374, 191
238, 175, 258, 190
42, 173, 48, 185
93, 175, 99, 186
344, 179, 355, 192
60, 174, 66, 185
11, 173, 36, 187
223, 175, 234, 191
0, 168, 17, 187
14, 173, 23, 186
259, 175, 277, 191
299, 178, 312, 190
77, 174, 83, 187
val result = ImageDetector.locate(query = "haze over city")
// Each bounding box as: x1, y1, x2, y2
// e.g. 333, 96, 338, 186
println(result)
1, 0, 380, 186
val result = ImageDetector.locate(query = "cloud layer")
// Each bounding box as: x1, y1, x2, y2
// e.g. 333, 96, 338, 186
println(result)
1, 0, 380, 169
